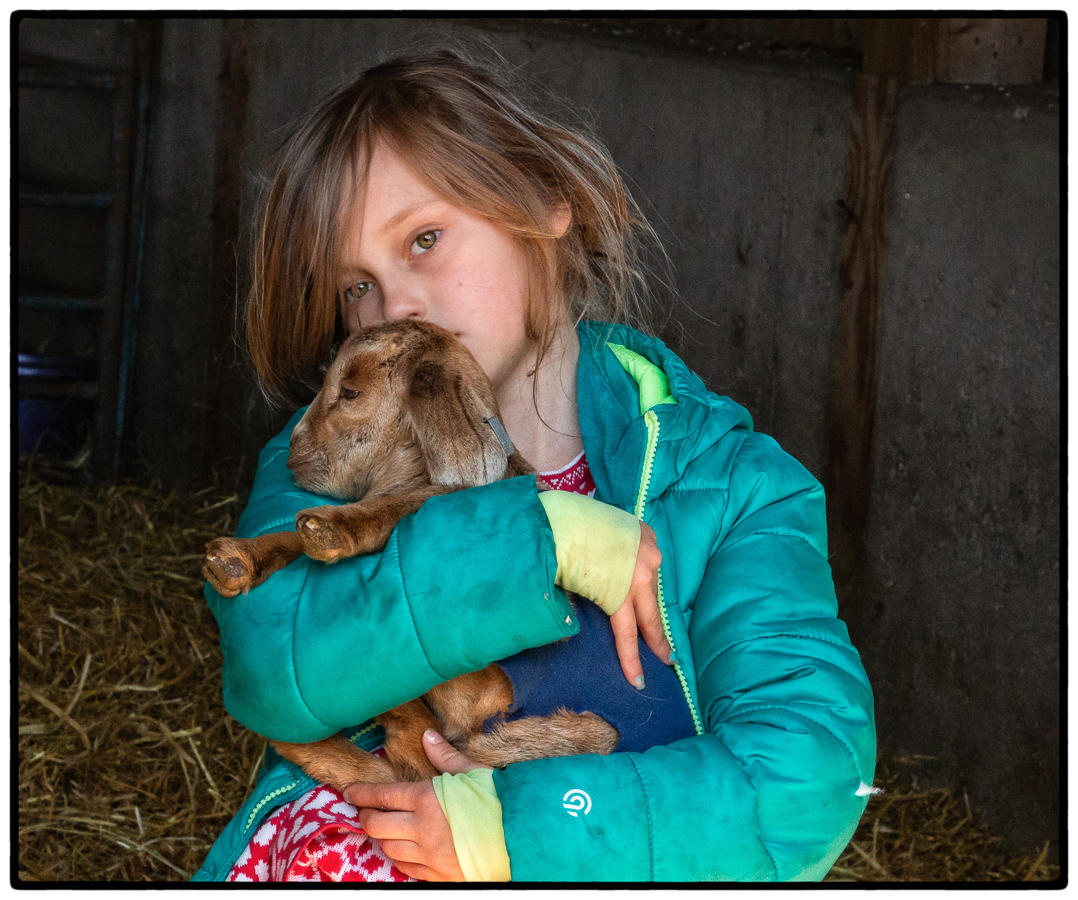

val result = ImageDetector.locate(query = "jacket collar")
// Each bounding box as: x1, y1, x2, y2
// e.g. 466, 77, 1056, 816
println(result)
575, 321, 753, 511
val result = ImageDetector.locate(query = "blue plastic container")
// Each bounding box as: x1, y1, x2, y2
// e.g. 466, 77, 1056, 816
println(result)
17, 354, 97, 457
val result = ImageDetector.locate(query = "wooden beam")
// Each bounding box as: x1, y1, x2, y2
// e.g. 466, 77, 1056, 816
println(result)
861, 17, 943, 83
203, 19, 253, 485
827, 71, 898, 601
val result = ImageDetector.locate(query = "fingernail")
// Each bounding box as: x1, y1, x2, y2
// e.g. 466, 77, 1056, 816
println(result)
423, 728, 443, 744
634, 675, 645, 691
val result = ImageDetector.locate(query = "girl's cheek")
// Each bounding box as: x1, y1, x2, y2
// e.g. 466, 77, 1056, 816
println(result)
426, 255, 454, 291
362, 291, 385, 326
341, 300, 366, 334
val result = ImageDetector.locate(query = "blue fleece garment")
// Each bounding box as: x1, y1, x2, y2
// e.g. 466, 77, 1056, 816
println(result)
487, 599, 696, 752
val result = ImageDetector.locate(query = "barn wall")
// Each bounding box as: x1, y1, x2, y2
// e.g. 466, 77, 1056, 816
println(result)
19, 16, 1061, 861
858, 83, 1060, 850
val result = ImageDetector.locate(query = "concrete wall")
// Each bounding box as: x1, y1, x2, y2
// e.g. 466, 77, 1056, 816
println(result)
26, 16, 1060, 859
858, 82, 1060, 849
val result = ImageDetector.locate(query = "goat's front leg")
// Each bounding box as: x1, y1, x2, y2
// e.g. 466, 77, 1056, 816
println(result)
203, 531, 305, 597
295, 486, 457, 563
271, 735, 398, 789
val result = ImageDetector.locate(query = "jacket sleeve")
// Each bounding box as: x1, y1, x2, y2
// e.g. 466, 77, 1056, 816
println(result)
205, 410, 578, 742
492, 431, 876, 881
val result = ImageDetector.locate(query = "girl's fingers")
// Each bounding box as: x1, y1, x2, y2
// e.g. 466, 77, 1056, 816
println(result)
610, 602, 645, 688
395, 861, 440, 882
422, 728, 485, 774
344, 780, 419, 812
632, 585, 673, 665
609, 520, 674, 684
638, 613, 673, 666
356, 808, 417, 842
377, 837, 423, 864
376, 822, 465, 881
628, 522, 673, 665
352, 780, 465, 881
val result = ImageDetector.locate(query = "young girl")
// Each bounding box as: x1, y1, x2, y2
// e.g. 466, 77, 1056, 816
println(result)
194, 49, 876, 883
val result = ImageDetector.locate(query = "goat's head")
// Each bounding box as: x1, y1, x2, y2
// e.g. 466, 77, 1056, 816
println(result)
287, 320, 517, 499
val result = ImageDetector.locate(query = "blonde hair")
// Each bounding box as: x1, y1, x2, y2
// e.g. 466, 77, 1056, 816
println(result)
246, 49, 665, 406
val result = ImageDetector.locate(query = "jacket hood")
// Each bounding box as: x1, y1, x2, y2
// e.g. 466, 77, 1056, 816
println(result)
576, 321, 754, 512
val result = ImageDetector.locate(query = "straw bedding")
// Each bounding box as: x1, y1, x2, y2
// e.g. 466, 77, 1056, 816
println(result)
15, 459, 1059, 883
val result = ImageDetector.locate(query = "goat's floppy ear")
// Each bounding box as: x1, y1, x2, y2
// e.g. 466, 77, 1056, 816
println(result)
405, 356, 512, 487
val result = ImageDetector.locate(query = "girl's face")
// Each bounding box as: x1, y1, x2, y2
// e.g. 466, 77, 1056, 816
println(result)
337, 142, 541, 396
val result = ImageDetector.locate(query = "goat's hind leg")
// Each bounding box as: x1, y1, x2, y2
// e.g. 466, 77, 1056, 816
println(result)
375, 699, 446, 782
464, 709, 620, 767
203, 531, 304, 597
420, 667, 618, 768
423, 666, 516, 744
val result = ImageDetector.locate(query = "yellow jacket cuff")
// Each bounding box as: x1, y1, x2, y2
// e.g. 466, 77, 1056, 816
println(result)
431, 768, 511, 882
538, 490, 642, 615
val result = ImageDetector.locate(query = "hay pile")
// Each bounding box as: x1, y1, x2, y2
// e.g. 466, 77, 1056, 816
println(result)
17, 458, 263, 881
16, 460, 1060, 883
825, 756, 1059, 883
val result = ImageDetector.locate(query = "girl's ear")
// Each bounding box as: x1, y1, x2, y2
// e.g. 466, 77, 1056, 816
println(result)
549, 202, 572, 239
404, 351, 511, 487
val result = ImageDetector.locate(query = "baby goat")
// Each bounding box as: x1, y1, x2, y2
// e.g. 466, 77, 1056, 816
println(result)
203, 320, 617, 789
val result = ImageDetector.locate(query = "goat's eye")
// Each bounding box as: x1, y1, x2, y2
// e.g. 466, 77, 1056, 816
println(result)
343, 281, 373, 304
412, 230, 440, 253
339, 387, 361, 401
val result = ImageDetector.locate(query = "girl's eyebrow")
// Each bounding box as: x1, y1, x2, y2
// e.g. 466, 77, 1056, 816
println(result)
377, 200, 445, 236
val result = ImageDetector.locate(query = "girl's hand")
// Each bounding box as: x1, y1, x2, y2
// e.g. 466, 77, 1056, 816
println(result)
343, 731, 487, 882
611, 521, 673, 689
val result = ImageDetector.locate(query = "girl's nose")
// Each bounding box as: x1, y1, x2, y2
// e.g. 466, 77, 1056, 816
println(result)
381, 282, 427, 322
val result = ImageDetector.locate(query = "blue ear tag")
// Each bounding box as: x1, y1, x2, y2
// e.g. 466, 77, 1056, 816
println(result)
484, 415, 516, 457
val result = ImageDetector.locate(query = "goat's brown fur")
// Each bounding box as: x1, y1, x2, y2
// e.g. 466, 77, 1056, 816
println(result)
204, 320, 618, 789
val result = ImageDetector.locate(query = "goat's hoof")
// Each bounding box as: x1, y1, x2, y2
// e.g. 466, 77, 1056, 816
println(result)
296, 512, 347, 562
203, 539, 254, 596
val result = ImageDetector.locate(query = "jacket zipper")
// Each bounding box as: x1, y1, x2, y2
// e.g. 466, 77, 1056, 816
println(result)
241, 723, 382, 837
636, 409, 704, 736
244, 780, 302, 833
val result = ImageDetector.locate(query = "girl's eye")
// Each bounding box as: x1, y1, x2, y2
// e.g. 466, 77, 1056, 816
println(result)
343, 281, 373, 304
339, 386, 361, 401
412, 230, 440, 253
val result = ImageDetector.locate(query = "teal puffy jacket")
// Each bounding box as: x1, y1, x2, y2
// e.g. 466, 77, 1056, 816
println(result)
194, 322, 876, 882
